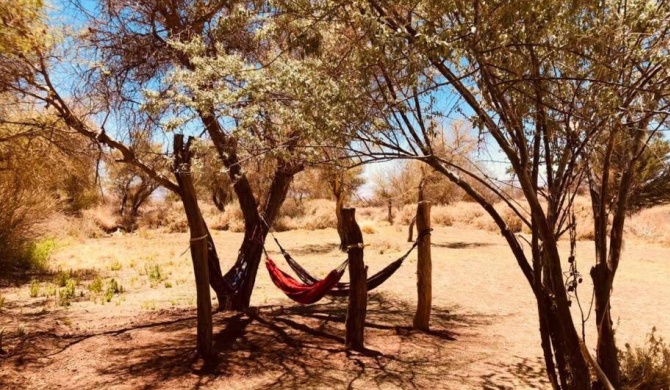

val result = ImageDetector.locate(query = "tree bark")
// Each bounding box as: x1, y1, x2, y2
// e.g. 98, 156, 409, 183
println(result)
173, 134, 213, 360
343, 208, 367, 350
333, 174, 346, 250
413, 201, 431, 331
225, 166, 298, 311
542, 249, 591, 390
591, 264, 619, 389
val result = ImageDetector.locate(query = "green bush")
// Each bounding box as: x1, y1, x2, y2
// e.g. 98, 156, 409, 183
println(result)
620, 327, 670, 390
88, 276, 103, 293
27, 238, 57, 269
104, 278, 123, 302
58, 279, 76, 306
145, 264, 164, 286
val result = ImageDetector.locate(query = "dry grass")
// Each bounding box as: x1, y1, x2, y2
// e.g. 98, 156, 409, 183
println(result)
626, 204, 670, 246
36, 195, 670, 254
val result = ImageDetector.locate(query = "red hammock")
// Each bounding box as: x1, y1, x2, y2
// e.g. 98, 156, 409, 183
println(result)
265, 257, 347, 304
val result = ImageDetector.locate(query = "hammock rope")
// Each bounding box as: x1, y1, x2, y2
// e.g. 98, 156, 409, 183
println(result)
263, 214, 431, 297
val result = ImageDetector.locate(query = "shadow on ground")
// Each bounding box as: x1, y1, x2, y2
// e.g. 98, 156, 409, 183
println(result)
432, 241, 494, 249
0, 294, 545, 389
0, 267, 101, 289
283, 242, 341, 256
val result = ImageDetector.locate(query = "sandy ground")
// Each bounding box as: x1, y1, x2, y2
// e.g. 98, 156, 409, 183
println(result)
1, 225, 669, 389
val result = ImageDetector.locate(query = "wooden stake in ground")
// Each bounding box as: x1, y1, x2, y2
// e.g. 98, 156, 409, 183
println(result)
343, 208, 367, 350
413, 200, 432, 331
173, 134, 213, 359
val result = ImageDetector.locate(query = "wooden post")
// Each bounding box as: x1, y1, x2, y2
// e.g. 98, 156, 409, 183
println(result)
387, 199, 393, 224
343, 208, 367, 350
174, 134, 213, 359
413, 200, 432, 331
407, 216, 416, 242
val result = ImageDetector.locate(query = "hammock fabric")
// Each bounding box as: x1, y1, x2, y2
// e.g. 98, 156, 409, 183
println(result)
265, 257, 348, 304
281, 241, 418, 296
208, 223, 265, 294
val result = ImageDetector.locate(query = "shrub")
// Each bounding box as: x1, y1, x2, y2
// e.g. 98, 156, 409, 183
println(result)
279, 198, 306, 219
29, 279, 40, 298
145, 264, 164, 286
273, 216, 296, 232
0, 181, 55, 274
361, 223, 377, 234
27, 238, 57, 269
55, 269, 73, 287
432, 208, 454, 226
110, 260, 122, 271
88, 276, 103, 293
620, 327, 670, 390
502, 208, 523, 233
104, 278, 123, 302
58, 279, 76, 306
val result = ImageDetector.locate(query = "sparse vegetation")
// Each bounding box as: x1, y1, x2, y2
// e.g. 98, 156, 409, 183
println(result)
110, 260, 122, 271
104, 279, 123, 303
620, 328, 670, 390
58, 279, 76, 306
88, 276, 103, 294
145, 264, 164, 286
29, 279, 39, 298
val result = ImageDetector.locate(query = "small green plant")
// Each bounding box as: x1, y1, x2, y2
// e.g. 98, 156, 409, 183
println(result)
17, 324, 26, 337
145, 263, 164, 286
141, 301, 156, 310
88, 276, 103, 294
44, 283, 56, 298
110, 260, 122, 271
29, 279, 40, 298
54, 269, 73, 288
104, 279, 123, 302
164, 281, 172, 288
58, 279, 76, 306
620, 327, 670, 390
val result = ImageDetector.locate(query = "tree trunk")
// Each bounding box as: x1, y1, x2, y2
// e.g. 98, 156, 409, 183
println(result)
343, 208, 367, 350
173, 134, 213, 360
588, 168, 622, 389
542, 249, 592, 390
204, 230, 230, 307
225, 167, 298, 311
591, 264, 619, 388
333, 175, 346, 250
413, 201, 432, 331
